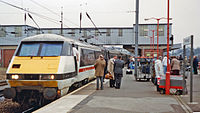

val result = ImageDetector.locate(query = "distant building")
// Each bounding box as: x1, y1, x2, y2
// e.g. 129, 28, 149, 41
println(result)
0, 24, 172, 67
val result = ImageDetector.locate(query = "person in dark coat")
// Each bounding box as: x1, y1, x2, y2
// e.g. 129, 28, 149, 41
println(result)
193, 56, 199, 74
114, 55, 125, 89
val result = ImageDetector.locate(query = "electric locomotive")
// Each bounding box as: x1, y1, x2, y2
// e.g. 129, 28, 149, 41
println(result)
3, 34, 101, 105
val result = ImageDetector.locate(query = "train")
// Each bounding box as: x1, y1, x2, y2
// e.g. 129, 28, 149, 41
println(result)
3, 34, 130, 105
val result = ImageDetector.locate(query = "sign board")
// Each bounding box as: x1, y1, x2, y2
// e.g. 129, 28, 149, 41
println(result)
183, 36, 191, 45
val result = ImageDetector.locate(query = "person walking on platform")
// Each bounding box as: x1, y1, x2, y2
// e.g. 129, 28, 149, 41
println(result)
162, 55, 168, 74
129, 58, 135, 70
171, 56, 180, 75
94, 55, 106, 90
193, 56, 199, 74
126, 56, 132, 69
114, 55, 125, 89
107, 55, 117, 88
155, 56, 164, 91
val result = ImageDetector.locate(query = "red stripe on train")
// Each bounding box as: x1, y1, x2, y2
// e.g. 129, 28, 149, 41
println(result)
79, 66, 95, 72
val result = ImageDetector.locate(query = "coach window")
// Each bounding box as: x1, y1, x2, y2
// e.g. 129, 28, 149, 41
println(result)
94, 51, 102, 59
80, 49, 84, 67
80, 49, 95, 67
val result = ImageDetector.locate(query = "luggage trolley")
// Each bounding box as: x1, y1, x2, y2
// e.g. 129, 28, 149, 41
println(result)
135, 57, 152, 81
158, 75, 186, 95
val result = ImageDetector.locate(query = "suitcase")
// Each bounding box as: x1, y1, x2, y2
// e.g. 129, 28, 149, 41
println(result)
126, 69, 132, 74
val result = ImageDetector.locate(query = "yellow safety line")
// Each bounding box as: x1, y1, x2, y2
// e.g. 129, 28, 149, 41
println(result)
174, 95, 193, 113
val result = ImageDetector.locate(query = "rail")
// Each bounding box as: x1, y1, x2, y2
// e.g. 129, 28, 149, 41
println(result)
0, 93, 3, 97
0, 80, 7, 86
22, 107, 35, 113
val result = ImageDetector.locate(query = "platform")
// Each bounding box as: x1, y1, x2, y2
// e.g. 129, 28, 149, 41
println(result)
34, 72, 194, 113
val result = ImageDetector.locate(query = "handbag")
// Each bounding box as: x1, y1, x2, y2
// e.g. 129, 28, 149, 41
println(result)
105, 73, 113, 79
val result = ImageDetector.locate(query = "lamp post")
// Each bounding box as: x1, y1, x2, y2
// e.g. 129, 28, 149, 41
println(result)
150, 30, 155, 58
145, 17, 171, 59
166, 0, 170, 95
149, 36, 153, 57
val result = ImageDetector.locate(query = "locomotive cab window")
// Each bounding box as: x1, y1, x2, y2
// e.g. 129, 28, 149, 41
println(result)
40, 43, 62, 56
18, 43, 40, 56
18, 42, 63, 56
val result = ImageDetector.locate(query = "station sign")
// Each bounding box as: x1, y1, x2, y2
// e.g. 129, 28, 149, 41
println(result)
183, 36, 191, 45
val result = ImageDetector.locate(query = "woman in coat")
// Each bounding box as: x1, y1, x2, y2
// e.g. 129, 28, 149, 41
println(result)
94, 55, 106, 90
171, 56, 180, 75
107, 55, 117, 88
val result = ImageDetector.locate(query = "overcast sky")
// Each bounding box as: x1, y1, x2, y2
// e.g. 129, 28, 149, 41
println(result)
0, 0, 199, 48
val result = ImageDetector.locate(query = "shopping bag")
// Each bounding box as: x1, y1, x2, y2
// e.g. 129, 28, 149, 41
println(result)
105, 73, 113, 79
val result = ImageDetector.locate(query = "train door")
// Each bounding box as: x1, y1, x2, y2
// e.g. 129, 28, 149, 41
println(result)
72, 44, 79, 74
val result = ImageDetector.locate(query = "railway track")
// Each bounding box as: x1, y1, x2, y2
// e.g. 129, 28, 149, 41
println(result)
0, 80, 7, 86
0, 93, 3, 97
0, 80, 8, 92
21, 79, 95, 113
22, 107, 35, 113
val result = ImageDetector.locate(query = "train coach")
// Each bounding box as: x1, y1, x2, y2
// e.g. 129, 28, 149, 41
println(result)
3, 34, 105, 105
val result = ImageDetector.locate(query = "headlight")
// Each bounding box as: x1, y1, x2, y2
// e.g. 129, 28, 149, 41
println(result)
42, 75, 55, 80
11, 75, 19, 80
50, 75, 55, 80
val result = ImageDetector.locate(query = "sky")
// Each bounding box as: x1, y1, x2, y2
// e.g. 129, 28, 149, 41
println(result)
0, 0, 199, 48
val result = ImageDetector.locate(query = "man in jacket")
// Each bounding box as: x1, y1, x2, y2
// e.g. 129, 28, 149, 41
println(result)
193, 56, 199, 74
114, 55, 124, 89
94, 55, 106, 90
107, 55, 117, 88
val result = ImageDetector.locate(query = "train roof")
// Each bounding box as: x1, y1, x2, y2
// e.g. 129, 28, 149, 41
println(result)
21, 34, 100, 49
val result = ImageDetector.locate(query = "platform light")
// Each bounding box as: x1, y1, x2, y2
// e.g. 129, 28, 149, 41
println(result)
11, 75, 19, 80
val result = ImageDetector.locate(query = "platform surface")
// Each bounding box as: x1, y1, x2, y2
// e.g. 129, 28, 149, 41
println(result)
34, 70, 193, 113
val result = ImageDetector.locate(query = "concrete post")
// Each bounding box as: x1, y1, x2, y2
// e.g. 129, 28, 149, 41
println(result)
190, 35, 194, 102
183, 45, 186, 95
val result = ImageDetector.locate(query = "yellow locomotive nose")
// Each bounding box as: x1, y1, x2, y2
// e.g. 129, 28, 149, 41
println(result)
7, 56, 60, 74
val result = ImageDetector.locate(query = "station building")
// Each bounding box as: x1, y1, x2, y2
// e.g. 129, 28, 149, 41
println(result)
0, 24, 172, 67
